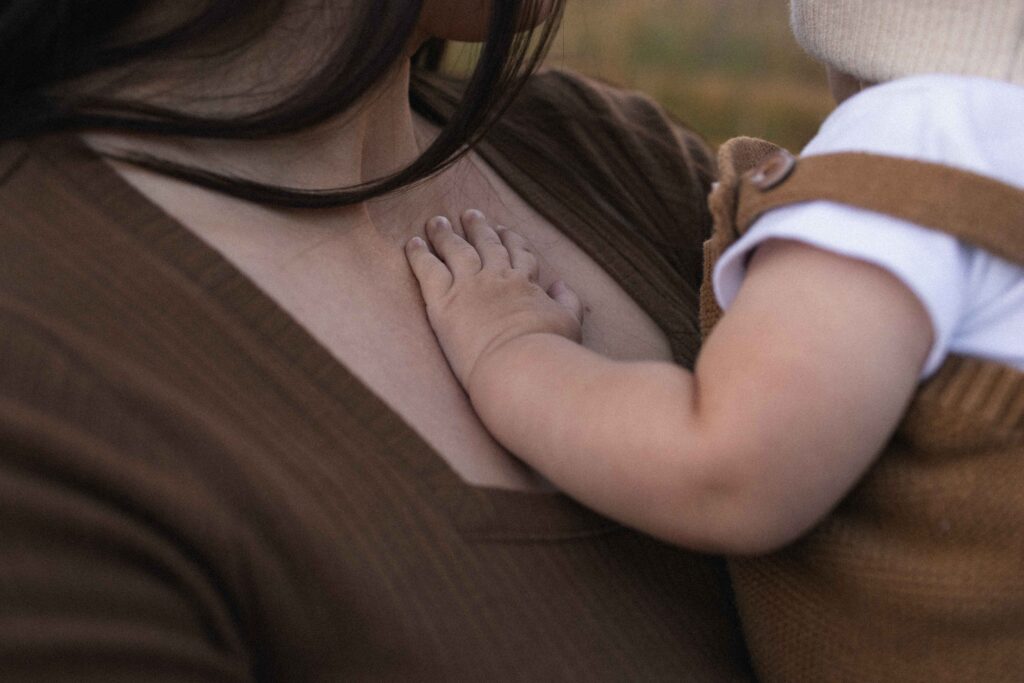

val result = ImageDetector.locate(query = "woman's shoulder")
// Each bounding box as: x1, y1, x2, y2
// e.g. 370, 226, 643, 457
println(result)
506, 68, 716, 201
414, 68, 715, 361
513, 68, 684, 130
516, 68, 704, 144
499, 69, 716, 306
499, 70, 720, 362
416, 67, 715, 220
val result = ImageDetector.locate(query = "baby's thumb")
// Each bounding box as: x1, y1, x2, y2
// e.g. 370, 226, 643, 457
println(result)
548, 280, 584, 326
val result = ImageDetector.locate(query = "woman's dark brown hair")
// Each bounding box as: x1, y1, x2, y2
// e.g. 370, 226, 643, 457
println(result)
0, 0, 564, 207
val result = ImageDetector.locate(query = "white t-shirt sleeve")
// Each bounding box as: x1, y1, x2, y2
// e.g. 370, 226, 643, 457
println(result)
713, 202, 969, 377
711, 74, 1024, 378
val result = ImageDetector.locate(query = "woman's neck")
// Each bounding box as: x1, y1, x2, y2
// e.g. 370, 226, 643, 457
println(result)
89, 58, 424, 191
82, 54, 462, 249
233, 60, 424, 190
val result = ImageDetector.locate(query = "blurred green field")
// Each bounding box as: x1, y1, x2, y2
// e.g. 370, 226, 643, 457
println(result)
545, 0, 835, 151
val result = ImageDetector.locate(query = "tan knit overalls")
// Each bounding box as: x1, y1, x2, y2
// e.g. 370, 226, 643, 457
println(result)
702, 138, 1024, 683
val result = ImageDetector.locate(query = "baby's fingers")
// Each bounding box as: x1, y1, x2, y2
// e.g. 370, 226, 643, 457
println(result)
548, 280, 584, 328
461, 210, 510, 271
406, 236, 453, 302
499, 227, 540, 282
426, 216, 481, 277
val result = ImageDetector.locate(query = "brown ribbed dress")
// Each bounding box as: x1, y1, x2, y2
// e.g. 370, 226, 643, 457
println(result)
0, 72, 752, 681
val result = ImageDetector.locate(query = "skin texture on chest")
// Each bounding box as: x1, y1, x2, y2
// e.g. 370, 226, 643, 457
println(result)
102, 149, 673, 491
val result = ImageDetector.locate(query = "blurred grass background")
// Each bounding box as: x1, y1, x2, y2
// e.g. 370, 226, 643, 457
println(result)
544, 0, 834, 151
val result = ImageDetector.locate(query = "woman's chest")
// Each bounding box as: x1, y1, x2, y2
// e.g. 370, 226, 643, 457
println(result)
242, 225, 674, 490
110, 162, 676, 490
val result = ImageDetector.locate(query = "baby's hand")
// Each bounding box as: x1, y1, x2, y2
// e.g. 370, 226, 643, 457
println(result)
405, 210, 584, 389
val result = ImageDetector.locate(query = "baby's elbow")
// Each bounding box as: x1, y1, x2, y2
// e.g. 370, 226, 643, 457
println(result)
710, 503, 810, 556
657, 448, 815, 556
682, 500, 807, 557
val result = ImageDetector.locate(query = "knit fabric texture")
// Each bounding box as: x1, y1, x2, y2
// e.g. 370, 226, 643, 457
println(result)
703, 137, 1024, 682
790, 0, 1024, 86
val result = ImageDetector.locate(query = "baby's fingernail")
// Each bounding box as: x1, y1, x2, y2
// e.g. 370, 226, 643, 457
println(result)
428, 216, 450, 230
408, 236, 425, 248
463, 209, 484, 222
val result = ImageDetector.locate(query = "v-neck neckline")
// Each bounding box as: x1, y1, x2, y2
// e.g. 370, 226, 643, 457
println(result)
33, 132, 625, 541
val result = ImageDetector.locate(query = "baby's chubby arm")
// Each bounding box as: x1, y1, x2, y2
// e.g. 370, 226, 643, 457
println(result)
406, 210, 932, 555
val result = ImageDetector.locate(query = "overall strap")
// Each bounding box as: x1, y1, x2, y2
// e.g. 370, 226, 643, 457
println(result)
735, 148, 1024, 267
700, 137, 1024, 338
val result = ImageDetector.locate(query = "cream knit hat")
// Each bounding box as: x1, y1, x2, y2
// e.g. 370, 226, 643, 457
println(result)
790, 0, 1024, 86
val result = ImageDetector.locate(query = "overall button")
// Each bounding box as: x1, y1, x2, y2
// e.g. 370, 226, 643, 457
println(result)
748, 149, 797, 191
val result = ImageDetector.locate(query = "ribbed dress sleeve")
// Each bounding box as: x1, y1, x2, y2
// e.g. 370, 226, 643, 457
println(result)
0, 309, 252, 683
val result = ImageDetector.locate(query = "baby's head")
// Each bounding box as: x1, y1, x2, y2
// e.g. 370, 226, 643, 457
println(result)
790, 0, 1024, 101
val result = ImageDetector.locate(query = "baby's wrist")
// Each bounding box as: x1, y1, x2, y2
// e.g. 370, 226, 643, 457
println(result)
463, 332, 550, 407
